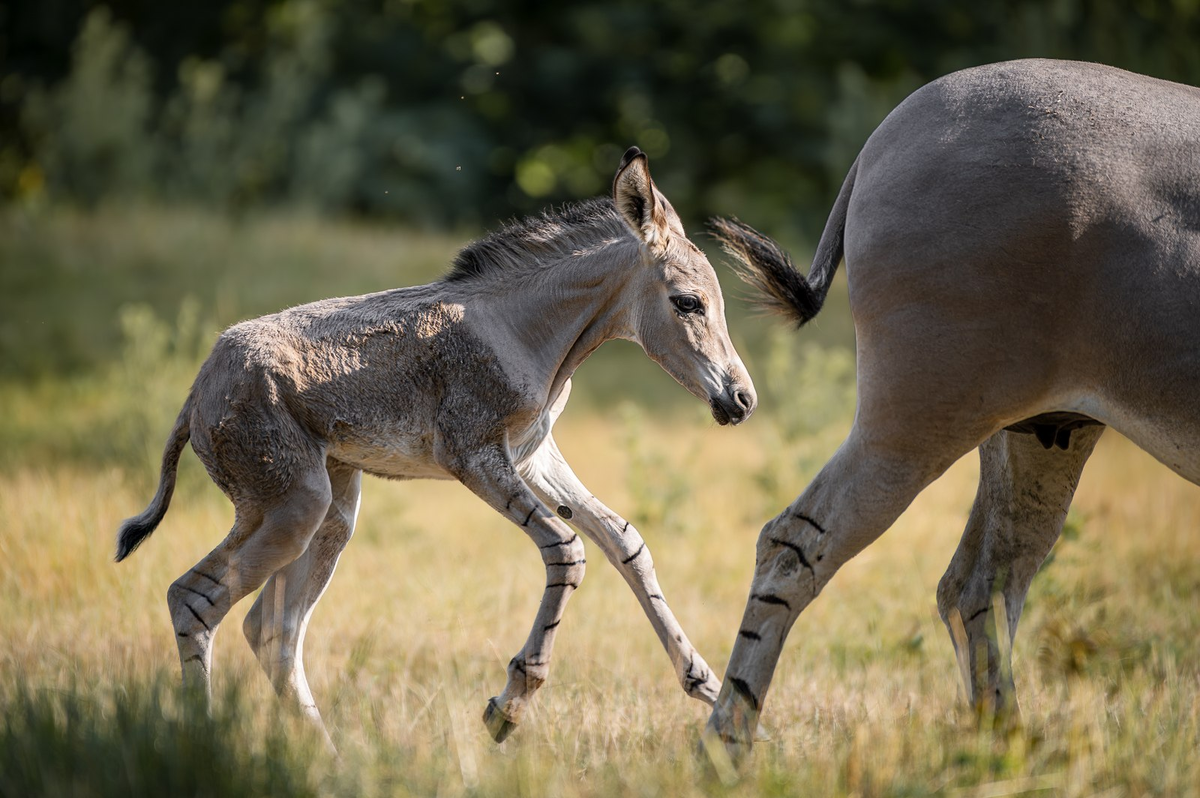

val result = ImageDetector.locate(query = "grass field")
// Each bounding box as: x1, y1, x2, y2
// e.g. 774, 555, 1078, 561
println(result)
2, 206, 1198, 796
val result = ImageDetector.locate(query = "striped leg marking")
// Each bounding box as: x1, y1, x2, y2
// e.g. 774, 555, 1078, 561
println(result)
445, 445, 587, 742
519, 434, 724, 708
484, 496, 586, 739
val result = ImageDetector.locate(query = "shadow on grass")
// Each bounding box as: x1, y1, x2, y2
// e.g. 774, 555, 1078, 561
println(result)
0, 673, 333, 798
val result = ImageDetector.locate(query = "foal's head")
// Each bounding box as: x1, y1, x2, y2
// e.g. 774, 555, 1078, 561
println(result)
612, 147, 756, 426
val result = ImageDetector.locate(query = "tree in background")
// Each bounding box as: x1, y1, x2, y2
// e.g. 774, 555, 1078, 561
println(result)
3, 0, 1199, 241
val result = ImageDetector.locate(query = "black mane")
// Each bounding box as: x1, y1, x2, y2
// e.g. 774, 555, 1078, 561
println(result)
444, 196, 627, 283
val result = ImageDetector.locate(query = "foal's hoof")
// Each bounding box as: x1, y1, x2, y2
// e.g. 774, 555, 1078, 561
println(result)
482, 698, 517, 743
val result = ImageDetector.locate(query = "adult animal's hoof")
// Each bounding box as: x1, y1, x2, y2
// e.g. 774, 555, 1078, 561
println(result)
701, 691, 758, 774
482, 697, 517, 743
697, 726, 751, 785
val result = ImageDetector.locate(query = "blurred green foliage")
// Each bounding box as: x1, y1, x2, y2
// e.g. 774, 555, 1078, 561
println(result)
4, 0, 1200, 238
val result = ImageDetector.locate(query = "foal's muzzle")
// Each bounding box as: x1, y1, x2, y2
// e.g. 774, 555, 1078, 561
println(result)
710, 384, 756, 426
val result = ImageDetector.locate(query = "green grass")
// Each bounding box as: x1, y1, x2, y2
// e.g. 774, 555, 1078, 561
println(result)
2, 205, 1197, 796
0, 676, 326, 798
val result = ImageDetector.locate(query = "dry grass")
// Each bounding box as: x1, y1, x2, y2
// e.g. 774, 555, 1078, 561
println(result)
2, 205, 1197, 795
3, 413, 1198, 796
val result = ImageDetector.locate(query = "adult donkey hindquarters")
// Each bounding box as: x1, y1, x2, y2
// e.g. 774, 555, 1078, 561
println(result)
116, 146, 756, 746
704, 59, 1200, 760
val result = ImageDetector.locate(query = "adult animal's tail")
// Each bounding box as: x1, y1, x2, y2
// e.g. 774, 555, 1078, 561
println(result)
115, 391, 194, 562
709, 156, 858, 327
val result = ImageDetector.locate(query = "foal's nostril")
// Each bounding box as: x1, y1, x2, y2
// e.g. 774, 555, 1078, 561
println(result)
712, 386, 754, 426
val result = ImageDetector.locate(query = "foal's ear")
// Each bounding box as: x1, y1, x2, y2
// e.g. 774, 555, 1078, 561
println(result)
613, 146, 671, 250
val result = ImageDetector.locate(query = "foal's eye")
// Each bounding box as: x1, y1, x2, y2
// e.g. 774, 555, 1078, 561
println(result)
671, 295, 704, 315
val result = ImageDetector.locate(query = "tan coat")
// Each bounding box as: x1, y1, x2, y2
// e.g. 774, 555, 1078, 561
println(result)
118, 148, 756, 746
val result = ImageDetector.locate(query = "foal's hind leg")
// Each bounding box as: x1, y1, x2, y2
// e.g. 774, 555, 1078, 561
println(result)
168, 465, 333, 705
936, 425, 1104, 720
442, 443, 587, 743
243, 461, 362, 742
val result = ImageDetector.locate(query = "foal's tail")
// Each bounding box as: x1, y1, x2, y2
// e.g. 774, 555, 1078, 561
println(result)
115, 392, 194, 562
709, 156, 858, 327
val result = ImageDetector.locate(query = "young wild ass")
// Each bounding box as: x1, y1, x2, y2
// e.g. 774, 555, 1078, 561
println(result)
117, 147, 756, 745
704, 59, 1200, 760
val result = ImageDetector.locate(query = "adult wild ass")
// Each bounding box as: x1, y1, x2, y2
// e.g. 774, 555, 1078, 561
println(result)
705, 59, 1200, 759
117, 147, 756, 745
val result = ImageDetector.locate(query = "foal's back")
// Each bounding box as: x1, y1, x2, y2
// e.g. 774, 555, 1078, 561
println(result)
188, 282, 520, 495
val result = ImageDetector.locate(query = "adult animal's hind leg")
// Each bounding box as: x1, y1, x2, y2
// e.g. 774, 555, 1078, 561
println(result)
936, 425, 1104, 720
443, 443, 587, 743
705, 426, 972, 760
243, 461, 362, 742
168, 465, 333, 706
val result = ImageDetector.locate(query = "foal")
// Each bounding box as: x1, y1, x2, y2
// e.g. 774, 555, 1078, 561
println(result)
117, 147, 756, 744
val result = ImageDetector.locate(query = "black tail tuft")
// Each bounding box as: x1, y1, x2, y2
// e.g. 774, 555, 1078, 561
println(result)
708, 217, 821, 327
115, 512, 165, 562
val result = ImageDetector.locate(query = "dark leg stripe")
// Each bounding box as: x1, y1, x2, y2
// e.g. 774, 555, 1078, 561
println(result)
179, 584, 215, 606
648, 594, 664, 602
729, 677, 760, 712
794, 512, 828, 536
183, 654, 203, 664
621, 542, 646, 565
191, 569, 222, 587
543, 620, 561, 632
510, 658, 526, 674
967, 606, 989, 623
683, 653, 709, 691
622, 521, 630, 533
184, 603, 212, 632
540, 534, 578, 550
770, 537, 814, 572
545, 581, 580, 590
547, 559, 586, 567
738, 629, 761, 641
522, 508, 536, 527
752, 593, 791, 610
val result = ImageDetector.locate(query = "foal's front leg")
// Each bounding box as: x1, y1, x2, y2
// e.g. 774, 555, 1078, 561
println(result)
521, 435, 723, 705
441, 440, 587, 742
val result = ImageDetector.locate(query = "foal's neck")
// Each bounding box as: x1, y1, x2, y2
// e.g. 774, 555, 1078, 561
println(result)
466, 236, 643, 408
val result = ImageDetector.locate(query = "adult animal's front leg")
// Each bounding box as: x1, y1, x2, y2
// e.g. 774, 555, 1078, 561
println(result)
521, 434, 722, 705
937, 425, 1104, 720
443, 442, 586, 742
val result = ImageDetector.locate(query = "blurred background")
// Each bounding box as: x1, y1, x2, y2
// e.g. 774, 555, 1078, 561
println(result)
6, 0, 1200, 230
